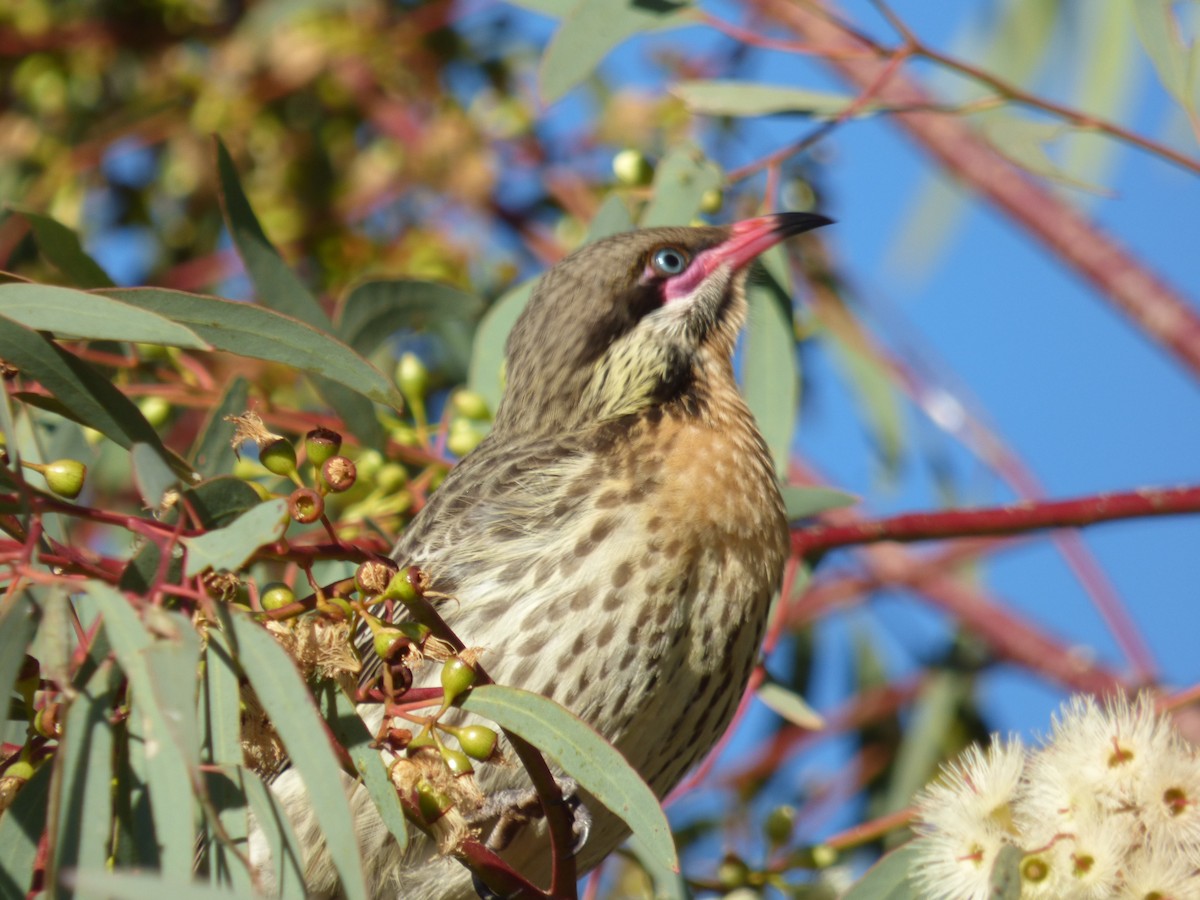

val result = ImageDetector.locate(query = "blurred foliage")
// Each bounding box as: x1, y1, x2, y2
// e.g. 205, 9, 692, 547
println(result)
0, 0, 1197, 897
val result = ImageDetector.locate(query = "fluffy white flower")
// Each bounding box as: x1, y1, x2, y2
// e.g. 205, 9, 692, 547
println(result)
1116, 846, 1200, 899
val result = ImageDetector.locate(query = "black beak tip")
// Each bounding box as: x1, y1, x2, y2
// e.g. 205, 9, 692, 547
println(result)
772, 211, 834, 237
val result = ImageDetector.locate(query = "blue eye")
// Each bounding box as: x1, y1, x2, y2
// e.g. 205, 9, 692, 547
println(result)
651, 246, 689, 276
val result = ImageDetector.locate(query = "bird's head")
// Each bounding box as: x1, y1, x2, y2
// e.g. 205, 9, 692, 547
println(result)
495, 212, 832, 436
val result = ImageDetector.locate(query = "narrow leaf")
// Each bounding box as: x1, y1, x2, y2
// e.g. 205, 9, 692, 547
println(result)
13, 209, 114, 288
585, 194, 635, 242
743, 252, 798, 476
71, 870, 244, 900
840, 841, 922, 899
102, 289, 402, 408
180, 498, 288, 576
225, 614, 367, 900
673, 80, 857, 118
640, 147, 722, 228
756, 680, 824, 730
540, 0, 692, 103
781, 485, 858, 521
468, 280, 535, 413
319, 682, 408, 851
242, 771, 305, 898
0, 284, 209, 348
203, 627, 252, 892
989, 843, 1023, 899
335, 280, 482, 355
0, 592, 37, 725
460, 684, 678, 874
0, 761, 52, 898
190, 377, 250, 479
214, 138, 328, 330
51, 659, 120, 899
132, 443, 179, 509
0, 316, 190, 473
1131, 0, 1198, 113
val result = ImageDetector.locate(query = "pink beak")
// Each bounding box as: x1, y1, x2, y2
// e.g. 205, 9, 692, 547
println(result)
664, 212, 832, 304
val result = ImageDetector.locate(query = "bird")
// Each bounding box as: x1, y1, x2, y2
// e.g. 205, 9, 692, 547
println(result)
254, 211, 831, 898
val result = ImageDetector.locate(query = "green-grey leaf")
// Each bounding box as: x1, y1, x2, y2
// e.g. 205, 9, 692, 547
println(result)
468, 279, 535, 413
0, 284, 209, 348
0, 316, 191, 474
781, 485, 858, 520
87, 583, 197, 878
977, 114, 1112, 194
13, 209, 115, 288
756, 679, 824, 730
71, 869, 247, 900
0, 761, 52, 898
743, 251, 798, 476
640, 146, 722, 228
831, 339, 905, 476
673, 80, 858, 118
840, 841, 923, 899
226, 614, 367, 899
585, 193, 636, 242
540, 0, 693, 103
102, 288, 401, 408
0, 592, 37, 729
882, 671, 970, 817
336, 280, 483, 356
242, 771, 306, 899
181, 498, 288, 576
190, 377, 250, 479
51, 659, 120, 899
1131, 0, 1198, 113
183, 477, 266, 529
460, 684, 678, 874
215, 138, 329, 331
320, 683, 408, 851
132, 443, 180, 509
203, 627, 253, 893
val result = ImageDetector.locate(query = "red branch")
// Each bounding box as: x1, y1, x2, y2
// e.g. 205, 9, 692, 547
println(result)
792, 485, 1200, 558
755, 0, 1200, 381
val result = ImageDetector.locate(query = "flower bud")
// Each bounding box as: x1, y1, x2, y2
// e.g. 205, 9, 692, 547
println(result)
260, 583, 295, 611
304, 427, 342, 467
451, 389, 490, 421
440, 657, 477, 706
612, 148, 654, 186
137, 396, 172, 428
395, 352, 429, 404
453, 724, 498, 761
288, 487, 324, 524
440, 746, 474, 777
447, 419, 484, 457
355, 557, 400, 598
321, 456, 357, 492
260, 438, 298, 479
24, 459, 88, 499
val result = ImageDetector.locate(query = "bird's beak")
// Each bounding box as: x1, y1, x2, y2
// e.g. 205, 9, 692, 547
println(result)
664, 212, 832, 304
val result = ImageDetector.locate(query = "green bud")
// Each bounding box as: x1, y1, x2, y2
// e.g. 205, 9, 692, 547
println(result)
763, 804, 796, 845
415, 780, 452, 822
454, 724, 497, 760
373, 628, 404, 660
446, 419, 484, 457
440, 657, 477, 705
612, 148, 653, 186
304, 427, 342, 467
25, 458, 87, 499
384, 570, 421, 605
395, 353, 430, 403
389, 423, 421, 447
375, 462, 408, 493
355, 558, 400, 597
699, 187, 723, 214
260, 583, 295, 611
716, 855, 750, 890
4, 759, 35, 782
407, 727, 436, 751
440, 746, 474, 777
137, 396, 172, 428
450, 389, 490, 421
259, 438, 298, 478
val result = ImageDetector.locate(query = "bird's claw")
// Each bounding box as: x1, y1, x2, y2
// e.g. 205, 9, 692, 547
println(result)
470, 777, 591, 856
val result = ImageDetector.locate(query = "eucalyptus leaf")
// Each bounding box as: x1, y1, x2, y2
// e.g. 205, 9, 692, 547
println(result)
840, 841, 923, 899
0, 593, 37, 728
319, 683, 408, 851
640, 147, 722, 228
132, 442, 180, 509
585, 193, 636, 242
0, 284, 209, 348
191, 377, 250, 479
989, 843, 1024, 899
102, 289, 402, 408
743, 250, 798, 476
540, 0, 693, 103
1131, 0, 1199, 114
12, 209, 115, 288
181, 498, 288, 576
468, 280, 535, 413
460, 684, 678, 875
225, 614, 367, 900
673, 80, 858, 118
781, 485, 858, 521
0, 761, 52, 898
756, 680, 824, 730
71, 869, 246, 900
242, 771, 306, 899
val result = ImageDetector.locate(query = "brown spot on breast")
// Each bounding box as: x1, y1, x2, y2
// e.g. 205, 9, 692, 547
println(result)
569, 587, 592, 612
611, 562, 632, 588
596, 620, 615, 648
602, 591, 622, 612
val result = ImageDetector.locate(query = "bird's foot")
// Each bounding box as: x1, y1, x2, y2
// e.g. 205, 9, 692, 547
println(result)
469, 777, 591, 855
